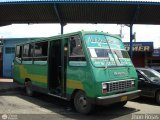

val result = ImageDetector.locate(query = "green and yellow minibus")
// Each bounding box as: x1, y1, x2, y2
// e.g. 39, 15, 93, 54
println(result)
13, 31, 141, 114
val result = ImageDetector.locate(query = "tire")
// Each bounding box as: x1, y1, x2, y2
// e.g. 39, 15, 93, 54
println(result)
156, 91, 160, 105
74, 91, 94, 114
25, 81, 33, 97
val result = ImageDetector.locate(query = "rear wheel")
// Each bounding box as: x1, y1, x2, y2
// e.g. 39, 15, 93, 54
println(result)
74, 91, 94, 114
25, 81, 33, 96
156, 91, 160, 105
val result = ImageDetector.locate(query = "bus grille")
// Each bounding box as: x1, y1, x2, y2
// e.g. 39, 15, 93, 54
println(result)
107, 80, 134, 92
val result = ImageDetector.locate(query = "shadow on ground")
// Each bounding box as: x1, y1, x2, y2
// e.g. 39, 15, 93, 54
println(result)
132, 96, 159, 106
0, 88, 141, 120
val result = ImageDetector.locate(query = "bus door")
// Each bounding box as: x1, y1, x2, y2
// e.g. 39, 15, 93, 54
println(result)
48, 39, 66, 96
48, 39, 68, 97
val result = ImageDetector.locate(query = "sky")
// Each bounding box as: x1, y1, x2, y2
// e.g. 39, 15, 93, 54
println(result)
0, 23, 160, 48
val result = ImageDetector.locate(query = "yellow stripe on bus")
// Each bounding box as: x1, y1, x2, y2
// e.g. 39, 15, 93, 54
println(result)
17, 65, 47, 83
67, 80, 84, 90
16, 65, 84, 89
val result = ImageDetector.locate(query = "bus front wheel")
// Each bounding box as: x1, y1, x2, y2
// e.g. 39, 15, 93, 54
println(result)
74, 91, 94, 114
25, 81, 33, 97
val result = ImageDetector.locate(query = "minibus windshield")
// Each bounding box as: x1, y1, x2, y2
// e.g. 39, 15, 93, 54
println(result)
84, 34, 133, 67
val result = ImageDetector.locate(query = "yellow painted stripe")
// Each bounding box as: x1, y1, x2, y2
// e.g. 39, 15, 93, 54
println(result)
16, 65, 47, 83
67, 80, 84, 90
15, 65, 84, 89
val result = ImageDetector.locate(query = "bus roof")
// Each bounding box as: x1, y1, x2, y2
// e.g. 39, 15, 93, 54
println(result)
16, 31, 121, 45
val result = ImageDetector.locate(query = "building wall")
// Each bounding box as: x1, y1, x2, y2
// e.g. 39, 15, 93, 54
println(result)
3, 38, 29, 78
132, 53, 145, 67
124, 42, 153, 68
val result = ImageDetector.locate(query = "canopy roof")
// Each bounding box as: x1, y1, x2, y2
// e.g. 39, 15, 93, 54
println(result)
0, 0, 160, 26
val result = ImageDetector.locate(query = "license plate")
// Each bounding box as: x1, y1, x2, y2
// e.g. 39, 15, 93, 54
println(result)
121, 96, 128, 101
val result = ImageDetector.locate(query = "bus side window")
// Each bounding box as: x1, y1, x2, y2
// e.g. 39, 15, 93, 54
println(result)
69, 36, 85, 61
22, 44, 35, 61
34, 41, 48, 61
23, 44, 29, 58
16, 45, 22, 60
29, 43, 34, 57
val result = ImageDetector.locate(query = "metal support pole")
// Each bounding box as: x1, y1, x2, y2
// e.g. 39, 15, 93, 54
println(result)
130, 24, 133, 59
129, 5, 139, 60
61, 23, 64, 34
60, 23, 66, 35
53, 4, 66, 35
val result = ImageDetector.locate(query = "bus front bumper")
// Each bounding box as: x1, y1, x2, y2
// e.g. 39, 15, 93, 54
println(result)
95, 90, 141, 105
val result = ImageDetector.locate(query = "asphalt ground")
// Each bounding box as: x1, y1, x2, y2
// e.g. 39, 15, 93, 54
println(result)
0, 79, 160, 120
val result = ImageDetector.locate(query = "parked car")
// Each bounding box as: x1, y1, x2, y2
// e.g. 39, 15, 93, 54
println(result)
136, 68, 160, 105
152, 68, 160, 73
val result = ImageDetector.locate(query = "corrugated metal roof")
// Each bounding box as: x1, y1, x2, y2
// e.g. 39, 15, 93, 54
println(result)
0, 1, 160, 26
0, 0, 160, 3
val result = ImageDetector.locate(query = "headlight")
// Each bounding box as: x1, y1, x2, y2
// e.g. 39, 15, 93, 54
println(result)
102, 83, 107, 94
131, 81, 135, 86
102, 83, 107, 89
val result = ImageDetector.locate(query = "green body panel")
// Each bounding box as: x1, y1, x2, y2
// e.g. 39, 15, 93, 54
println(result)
92, 66, 138, 97
13, 60, 48, 88
66, 64, 95, 97
66, 63, 138, 98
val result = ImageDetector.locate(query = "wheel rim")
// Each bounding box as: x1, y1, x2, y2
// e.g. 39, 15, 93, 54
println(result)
77, 95, 87, 109
25, 82, 32, 95
26, 86, 32, 95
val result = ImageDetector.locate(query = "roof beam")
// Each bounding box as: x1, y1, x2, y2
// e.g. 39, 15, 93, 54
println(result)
53, 4, 62, 23
53, 4, 66, 34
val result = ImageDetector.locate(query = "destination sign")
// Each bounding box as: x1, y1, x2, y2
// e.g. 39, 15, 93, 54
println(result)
84, 34, 126, 50
84, 35, 109, 48
88, 36, 108, 43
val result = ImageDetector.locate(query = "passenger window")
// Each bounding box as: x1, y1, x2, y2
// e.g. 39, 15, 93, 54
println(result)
34, 41, 48, 61
23, 44, 29, 57
23, 44, 34, 61
29, 43, 34, 57
69, 36, 85, 61
16, 45, 22, 59
70, 36, 84, 57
